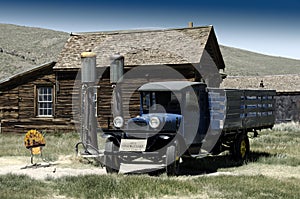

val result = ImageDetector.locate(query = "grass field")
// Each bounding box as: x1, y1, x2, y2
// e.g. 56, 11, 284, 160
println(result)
0, 131, 79, 160
0, 122, 299, 199
1, 173, 299, 199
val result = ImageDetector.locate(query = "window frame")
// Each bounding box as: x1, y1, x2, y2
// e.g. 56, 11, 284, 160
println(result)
35, 85, 55, 117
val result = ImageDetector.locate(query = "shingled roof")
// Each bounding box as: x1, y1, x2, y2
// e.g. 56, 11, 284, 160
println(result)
54, 26, 225, 71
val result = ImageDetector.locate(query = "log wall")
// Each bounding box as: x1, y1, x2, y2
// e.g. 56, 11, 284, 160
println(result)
275, 92, 300, 123
0, 88, 19, 120
0, 65, 76, 134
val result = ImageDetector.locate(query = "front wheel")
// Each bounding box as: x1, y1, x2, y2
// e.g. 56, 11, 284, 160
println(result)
166, 144, 180, 176
105, 141, 120, 174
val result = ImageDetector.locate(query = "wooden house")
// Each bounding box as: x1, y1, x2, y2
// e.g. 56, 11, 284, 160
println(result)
0, 25, 225, 133
0, 62, 76, 133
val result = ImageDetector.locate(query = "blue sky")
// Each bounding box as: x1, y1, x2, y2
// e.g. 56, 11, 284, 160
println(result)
0, 0, 299, 59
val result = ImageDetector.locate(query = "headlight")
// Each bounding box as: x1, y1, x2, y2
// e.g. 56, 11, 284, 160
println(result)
113, 116, 124, 128
149, 116, 160, 129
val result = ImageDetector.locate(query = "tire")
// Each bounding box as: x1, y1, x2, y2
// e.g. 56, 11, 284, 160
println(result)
166, 144, 180, 176
231, 133, 250, 161
105, 141, 120, 174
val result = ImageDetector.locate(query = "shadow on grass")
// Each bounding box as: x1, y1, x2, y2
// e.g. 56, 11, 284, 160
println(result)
178, 151, 271, 176
122, 151, 271, 176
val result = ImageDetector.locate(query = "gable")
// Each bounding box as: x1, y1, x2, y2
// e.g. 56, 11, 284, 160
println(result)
0, 62, 55, 91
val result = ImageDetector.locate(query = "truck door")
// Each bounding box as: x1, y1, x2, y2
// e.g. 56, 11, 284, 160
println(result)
183, 87, 200, 146
186, 86, 210, 145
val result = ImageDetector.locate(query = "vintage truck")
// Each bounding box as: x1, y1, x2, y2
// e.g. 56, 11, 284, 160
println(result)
102, 81, 276, 175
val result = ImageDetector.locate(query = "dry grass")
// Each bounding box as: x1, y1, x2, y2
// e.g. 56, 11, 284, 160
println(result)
272, 121, 300, 132
0, 23, 69, 80
220, 45, 300, 76
221, 74, 300, 91
249, 123, 300, 166
0, 132, 80, 160
0, 122, 299, 198
1, 173, 299, 199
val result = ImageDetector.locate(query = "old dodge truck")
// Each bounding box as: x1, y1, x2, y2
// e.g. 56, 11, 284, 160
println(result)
103, 81, 275, 175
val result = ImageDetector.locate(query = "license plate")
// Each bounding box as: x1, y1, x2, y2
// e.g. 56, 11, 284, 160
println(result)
120, 139, 147, 152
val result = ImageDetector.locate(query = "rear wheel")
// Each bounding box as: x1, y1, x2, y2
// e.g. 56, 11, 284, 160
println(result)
166, 144, 180, 176
231, 133, 250, 161
105, 141, 120, 174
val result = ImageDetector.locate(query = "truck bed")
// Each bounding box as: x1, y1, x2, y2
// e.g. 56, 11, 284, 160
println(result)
208, 88, 276, 132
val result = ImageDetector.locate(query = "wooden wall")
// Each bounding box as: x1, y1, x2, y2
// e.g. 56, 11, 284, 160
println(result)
0, 64, 198, 134
56, 71, 80, 119
275, 92, 300, 123
0, 88, 19, 120
0, 66, 76, 134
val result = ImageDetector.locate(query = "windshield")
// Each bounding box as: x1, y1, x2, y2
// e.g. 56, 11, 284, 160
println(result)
141, 91, 182, 114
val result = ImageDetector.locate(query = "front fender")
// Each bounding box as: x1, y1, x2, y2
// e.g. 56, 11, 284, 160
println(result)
102, 131, 122, 146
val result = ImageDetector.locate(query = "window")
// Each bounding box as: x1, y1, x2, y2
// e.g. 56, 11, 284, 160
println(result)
37, 87, 53, 116
141, 91, 181, 114
142, 92, 156, 114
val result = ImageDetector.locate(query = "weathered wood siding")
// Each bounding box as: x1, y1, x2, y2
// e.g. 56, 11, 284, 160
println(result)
97, 78, 113, 128
0, 88, 19, 119
56, 71, 80, 119
0, 64, 76, 134
275, 92, 300, 123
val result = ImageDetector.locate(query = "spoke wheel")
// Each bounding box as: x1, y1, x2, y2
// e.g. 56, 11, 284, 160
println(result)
240, 140, 247, 159
231, 133, 250, 161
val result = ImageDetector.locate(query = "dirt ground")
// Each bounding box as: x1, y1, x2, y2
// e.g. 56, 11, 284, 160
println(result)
1, 156, 299, 180
0, 156, 107, 180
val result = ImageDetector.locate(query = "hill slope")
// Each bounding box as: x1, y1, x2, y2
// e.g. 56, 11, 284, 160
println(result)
0, 23, 300, 80
0, 23, 69, 78
220, 45, 300, 76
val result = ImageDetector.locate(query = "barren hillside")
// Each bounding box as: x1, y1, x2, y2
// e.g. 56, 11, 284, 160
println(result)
1, 23, 300, 87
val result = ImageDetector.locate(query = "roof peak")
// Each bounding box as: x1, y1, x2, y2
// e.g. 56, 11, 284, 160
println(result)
71, 25, 213, 36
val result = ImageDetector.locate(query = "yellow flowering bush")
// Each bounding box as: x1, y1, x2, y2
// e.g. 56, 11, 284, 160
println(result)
24, 130, 46, 149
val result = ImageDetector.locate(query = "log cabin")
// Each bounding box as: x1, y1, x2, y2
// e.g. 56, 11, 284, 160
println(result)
0, 62, 77, 133
0, 25, 226, 133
